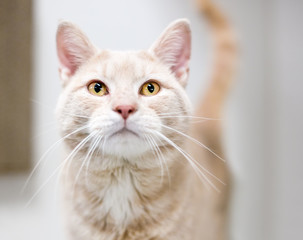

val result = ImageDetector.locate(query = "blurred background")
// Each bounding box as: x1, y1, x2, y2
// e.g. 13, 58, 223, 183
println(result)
0, 0, 302, 239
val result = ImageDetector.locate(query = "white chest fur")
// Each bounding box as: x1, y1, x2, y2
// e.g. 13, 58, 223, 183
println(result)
96, 167, 140, 226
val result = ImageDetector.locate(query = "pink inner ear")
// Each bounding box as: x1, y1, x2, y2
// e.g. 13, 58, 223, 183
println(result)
171, 38, 191, 73
150, 19, 191, 85
56, 22, 96, 79
57, 38, 76, 75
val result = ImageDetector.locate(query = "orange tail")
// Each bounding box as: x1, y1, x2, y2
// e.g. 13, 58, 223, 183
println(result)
195, 0, 237, 153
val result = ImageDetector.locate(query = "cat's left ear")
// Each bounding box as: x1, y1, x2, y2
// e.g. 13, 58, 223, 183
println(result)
56, 21, 96, 86
149, 19, 191, 87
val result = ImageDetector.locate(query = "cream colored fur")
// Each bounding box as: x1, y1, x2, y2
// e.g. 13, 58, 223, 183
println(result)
55, 0, 236, 239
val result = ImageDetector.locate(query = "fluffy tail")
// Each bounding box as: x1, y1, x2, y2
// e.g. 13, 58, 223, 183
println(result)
195, 0, 237, 155
189, 2, 237, 238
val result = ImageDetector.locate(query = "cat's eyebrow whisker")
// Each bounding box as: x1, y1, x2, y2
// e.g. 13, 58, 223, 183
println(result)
152, 131, 223, 192
21, 124, 90, 194
160, 124, 225, 162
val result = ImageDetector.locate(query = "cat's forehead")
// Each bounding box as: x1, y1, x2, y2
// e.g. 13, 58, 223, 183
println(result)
86, 50, 167, 84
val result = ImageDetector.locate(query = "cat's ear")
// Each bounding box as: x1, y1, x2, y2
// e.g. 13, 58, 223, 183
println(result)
56, 21, 96, 85
149, 19, 191, 87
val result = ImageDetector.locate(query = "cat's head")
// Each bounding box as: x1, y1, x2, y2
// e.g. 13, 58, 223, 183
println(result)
56, 19, 192, 162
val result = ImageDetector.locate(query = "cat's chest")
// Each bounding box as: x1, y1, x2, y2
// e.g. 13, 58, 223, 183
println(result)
92, 168, 142, 226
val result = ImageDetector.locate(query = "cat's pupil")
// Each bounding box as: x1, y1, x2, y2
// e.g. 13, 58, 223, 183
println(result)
94, 83, 102, 93
147, 83, 154, 93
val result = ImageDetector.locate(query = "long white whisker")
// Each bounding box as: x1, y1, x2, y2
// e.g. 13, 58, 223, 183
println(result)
25, 131, 95, 208
21, 125, 89, 194
101, 136, 107, 157
144, 134, 165, 183
157, 110, 189, 116
158, 125, 225, 185
57, 132, 95, 193
148, 134, 172, 187
152, 131, 221, 192
85, 136, 103, 186
60, 112, 92, 119
31, 124, 58, 141
160, 124, 225, 162
63, 132, 97, 184
190, 119, 209, 124
72, 133, 100, 191
74, 133, 100, 185
158, 115, 221, 121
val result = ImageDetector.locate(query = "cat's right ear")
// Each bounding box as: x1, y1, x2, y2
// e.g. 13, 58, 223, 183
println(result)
149, 19, 191, 87
56, 21, 96, 86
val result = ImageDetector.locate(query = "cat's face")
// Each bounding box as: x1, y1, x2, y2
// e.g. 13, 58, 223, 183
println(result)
56, 19, 192, 162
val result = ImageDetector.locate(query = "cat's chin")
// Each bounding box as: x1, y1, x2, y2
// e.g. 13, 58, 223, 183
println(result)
102, 129, 149, 159
110, 128, 139, 138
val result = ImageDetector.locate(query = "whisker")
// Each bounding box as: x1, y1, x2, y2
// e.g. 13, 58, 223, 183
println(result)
60, 112, 92, 119
144, 134, 165, 183
148, 134, 172, 187
63, 131, 97, 184
72, 134, 100, 192
78, 134, 102, 190
160, 124, 225, 162
151, 131, 222, 192
31, 124, 59, 141
157, 111, 189, 116
85, 135, 103, 185
55, 132, 99, 205
158, 124, 226, 184
25, 131, 95, 208
158, 115, 221, 121
190, 119, 209, 124
30, 98, 54, 110
21, 125, 89, 194
103, 137, 108, 155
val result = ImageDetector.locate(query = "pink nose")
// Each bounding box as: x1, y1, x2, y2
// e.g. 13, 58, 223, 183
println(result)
114, 105, 136, 120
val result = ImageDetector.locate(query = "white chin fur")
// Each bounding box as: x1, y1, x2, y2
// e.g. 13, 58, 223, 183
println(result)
100, 131, 150, 159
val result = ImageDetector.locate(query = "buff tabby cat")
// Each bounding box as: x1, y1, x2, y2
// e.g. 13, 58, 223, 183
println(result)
55, 0, 236, 239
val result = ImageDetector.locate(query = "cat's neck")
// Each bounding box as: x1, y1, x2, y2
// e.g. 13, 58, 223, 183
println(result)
63, 150, 191, 231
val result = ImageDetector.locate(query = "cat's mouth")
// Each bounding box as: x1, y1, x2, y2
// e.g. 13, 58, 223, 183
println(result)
110, 127, 139, 138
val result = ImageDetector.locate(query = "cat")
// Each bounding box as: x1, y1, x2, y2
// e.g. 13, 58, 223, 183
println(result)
55, 0, 236, 239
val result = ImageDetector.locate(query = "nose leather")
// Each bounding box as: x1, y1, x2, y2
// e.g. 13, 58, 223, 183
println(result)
114, 105, 136, 120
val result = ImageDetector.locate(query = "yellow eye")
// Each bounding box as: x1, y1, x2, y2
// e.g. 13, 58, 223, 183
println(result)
88, 81, 108, 96
140, 81, 160, 96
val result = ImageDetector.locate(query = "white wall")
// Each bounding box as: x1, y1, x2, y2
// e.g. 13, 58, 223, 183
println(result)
267, 0, 303, 239
1, 0, 302, 239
